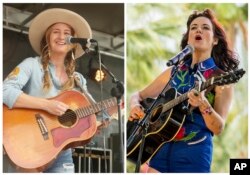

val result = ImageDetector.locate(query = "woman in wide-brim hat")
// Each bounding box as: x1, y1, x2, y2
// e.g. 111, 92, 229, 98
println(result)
3, 8, 93, 173
29, 8, 92, 92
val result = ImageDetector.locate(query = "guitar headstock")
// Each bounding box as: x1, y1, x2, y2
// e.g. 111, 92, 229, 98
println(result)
213, 68, 245, 86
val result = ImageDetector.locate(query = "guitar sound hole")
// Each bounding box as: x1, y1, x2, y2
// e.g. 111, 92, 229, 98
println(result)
58, 109, 77, 127
150, 106, 162, 123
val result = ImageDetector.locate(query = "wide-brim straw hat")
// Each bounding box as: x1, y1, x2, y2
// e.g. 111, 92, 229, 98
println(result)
29, 8, 92, 59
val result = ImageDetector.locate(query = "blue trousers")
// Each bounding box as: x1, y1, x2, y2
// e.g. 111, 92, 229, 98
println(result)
44, 149, 74, 173
149, 133, 213, 172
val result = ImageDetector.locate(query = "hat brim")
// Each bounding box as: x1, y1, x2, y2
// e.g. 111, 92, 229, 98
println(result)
29, 8, 92, 59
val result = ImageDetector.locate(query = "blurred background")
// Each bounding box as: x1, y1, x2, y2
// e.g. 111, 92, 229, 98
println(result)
126, 3, 248, 173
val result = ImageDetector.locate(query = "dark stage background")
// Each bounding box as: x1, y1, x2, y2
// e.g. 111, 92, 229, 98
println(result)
3, 3, 124, 173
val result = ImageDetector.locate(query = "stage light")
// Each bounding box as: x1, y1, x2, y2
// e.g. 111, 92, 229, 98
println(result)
89, 68, 106, 82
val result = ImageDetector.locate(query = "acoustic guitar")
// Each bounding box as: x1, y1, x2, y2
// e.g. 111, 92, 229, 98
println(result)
3, 90, 118, 172
127, 69, 245, 164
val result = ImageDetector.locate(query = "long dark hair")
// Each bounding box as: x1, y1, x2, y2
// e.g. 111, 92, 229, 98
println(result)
181, 9, 239, 71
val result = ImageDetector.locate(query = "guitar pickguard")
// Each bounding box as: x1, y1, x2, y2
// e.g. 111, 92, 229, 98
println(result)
51, 115, 93, 147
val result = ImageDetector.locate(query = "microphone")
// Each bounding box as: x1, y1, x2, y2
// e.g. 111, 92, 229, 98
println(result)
166, 45, 194, 66
65, 36, 97, 52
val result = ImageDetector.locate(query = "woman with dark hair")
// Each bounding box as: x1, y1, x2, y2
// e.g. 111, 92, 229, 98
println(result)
181, 9, 239, 71
128, 9, 239, 172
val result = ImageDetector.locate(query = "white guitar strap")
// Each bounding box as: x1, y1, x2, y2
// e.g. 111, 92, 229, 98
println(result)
73, 75, 96, 105
74, 75, 111, 121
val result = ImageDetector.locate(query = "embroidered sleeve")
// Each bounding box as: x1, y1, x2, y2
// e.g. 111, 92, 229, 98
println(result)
3, 57, 35, 108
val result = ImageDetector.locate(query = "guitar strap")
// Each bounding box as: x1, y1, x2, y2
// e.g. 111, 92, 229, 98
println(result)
73, 75, 96, 105
73, 75, 110, 120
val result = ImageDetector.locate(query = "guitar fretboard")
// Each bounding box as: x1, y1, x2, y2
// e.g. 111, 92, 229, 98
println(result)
162, 78, 214, 112
75, 97, 117, 118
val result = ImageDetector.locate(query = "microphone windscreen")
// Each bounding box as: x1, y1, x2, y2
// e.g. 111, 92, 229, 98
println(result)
65, 36, 72, 44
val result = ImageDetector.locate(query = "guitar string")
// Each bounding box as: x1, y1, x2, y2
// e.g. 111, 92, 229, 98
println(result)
48, 72, 241, 125
161, 79, 212, 113
63, 73, 233, 124
42, 96, 117, 126
57, 98, 116, 123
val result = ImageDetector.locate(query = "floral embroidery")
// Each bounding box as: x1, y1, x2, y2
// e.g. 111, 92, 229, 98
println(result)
6, 67, 20, 80
203, 69, 214, 79
179, 64, 189, 71
176, 71, 189, 90
175, 127, 185, 140
170, 58, 218, 143
174, 127, 198, 142
179, 131, 198, 142
206, 92, 215, 105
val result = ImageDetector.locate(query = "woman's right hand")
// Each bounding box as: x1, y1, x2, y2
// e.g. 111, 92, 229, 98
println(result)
44, 99, 69, 116
128, 92, 145, 121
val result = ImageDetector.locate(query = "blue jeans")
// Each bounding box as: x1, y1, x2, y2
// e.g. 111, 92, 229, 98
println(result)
44, 149, 74, 173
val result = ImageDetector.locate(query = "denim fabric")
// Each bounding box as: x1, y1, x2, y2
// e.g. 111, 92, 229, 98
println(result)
44, 149, 74, 173
3, 56, 88, 109
149, 132, 213, 172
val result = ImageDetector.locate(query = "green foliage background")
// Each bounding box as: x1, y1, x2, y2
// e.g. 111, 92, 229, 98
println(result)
126, 3, 248, 173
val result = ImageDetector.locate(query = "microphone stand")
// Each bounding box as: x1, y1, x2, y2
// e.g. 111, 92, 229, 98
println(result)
128, 60, 183, 173
103, 62, 124, 172
93, 44, 124, 172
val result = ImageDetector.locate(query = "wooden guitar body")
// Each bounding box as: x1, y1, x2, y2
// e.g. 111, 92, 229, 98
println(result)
3, 90, 98, 172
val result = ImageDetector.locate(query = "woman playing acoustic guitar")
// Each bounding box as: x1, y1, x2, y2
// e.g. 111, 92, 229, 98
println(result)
128, 9, 239, 173
3, 8, 112, 173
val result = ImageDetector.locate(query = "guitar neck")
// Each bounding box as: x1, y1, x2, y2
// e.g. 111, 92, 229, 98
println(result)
163, 78, 215, 111
75, 97, 117, 118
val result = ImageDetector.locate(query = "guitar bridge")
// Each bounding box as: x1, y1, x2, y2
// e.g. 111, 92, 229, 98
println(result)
36, 114, 49, 140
